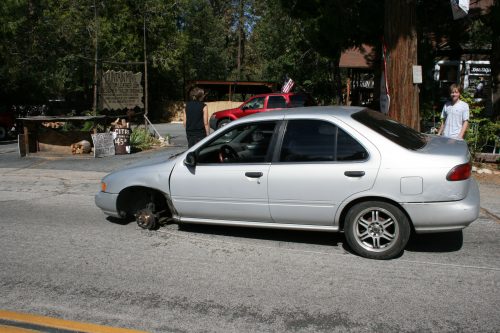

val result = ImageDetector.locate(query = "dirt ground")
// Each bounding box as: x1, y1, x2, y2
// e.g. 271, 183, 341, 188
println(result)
474, 172, 500, 185
473, 162, 500, 185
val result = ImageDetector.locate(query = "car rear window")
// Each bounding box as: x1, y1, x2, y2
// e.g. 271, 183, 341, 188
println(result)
267, 95, 287, 109
352, 109, 427, 150
289, 94, 315, 107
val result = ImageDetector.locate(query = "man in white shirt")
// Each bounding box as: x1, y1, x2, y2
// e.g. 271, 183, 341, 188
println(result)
438, 84, 469, 140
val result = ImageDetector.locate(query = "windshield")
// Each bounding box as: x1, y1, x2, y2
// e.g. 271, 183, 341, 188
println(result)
352, 109, 427, 150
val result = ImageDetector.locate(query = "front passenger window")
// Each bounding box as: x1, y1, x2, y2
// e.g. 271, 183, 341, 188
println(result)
196, 121, 277, 164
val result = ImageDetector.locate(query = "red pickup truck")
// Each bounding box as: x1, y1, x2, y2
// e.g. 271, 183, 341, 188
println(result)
209, 92, 315, 129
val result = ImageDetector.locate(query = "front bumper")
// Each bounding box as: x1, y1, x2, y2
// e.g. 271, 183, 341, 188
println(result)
402, 178, 480, 233
95, 191, 120, 218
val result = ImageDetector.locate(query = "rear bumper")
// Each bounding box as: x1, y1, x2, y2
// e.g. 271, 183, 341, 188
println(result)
209, 117, 218, 130
402, 179, 480, 233
95, 191, 120, 218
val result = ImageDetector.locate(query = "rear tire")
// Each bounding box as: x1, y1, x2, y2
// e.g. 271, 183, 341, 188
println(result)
344, 201, 410, 260
217, 119, 231, 129
0, 126, 6, 140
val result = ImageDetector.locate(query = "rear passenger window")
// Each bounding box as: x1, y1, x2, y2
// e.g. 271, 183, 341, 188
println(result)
267, 96, 287, 109
280, 120, 367, 162
289, 94, 315, 107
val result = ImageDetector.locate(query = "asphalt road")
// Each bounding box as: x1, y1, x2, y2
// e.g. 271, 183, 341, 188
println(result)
0, 125, 499, 332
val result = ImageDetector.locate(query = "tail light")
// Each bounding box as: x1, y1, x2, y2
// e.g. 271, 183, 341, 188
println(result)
446, 162, 471, 181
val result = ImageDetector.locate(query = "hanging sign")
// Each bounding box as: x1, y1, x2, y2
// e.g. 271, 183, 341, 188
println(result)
100, 70, 144, 110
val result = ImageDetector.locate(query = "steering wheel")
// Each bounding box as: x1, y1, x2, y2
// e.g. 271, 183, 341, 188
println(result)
219, 145, 239, 163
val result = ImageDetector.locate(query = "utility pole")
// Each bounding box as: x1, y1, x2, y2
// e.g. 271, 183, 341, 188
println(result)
143, 7, 149, 129
93, 0, 99, 117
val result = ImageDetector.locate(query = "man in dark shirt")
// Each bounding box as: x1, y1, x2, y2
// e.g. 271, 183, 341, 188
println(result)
184, 87, 209, 147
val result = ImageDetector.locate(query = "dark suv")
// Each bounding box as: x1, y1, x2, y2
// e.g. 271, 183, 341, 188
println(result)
209, 92, 315, 129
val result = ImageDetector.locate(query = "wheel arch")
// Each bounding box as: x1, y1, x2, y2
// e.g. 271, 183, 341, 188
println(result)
116, 185, 172, 219
218, 117, 233, 124
337, 196, 415, 233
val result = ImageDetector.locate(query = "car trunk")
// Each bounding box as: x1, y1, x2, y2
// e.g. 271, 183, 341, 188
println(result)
412, 135, 472, 202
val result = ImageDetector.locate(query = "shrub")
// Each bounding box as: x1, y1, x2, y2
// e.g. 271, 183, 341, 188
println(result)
461, 92, 500, 158
130, 126, 158, 151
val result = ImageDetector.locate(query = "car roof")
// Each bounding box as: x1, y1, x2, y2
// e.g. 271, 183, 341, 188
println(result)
250, 92, 308, 98
239, 105, 366, 122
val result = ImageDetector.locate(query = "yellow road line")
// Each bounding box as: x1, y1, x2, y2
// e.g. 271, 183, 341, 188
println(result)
0, 324, 40, 333
0, 310, 149, 333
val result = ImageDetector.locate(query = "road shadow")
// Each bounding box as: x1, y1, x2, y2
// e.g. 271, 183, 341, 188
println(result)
177, 223, 344, 247
106, 216, 134, 226
176, 224, 464, 256
0, 139, 17, 145
406, 231, 463, 253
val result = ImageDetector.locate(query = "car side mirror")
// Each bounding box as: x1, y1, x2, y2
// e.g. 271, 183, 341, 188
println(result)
184, 151, 197, 167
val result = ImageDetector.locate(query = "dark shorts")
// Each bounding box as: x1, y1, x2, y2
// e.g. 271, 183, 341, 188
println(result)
187, 131, 206, 148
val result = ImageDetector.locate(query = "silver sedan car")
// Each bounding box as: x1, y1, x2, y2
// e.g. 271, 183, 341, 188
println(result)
95, 107, 479, 259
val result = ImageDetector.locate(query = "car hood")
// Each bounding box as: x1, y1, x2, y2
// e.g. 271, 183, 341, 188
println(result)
214, 107, 240, 116
102, 154, 181, 194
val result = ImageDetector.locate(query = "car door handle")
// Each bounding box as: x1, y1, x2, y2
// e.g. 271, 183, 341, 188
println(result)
344, 171, 365, 177
245, 172, 263, 178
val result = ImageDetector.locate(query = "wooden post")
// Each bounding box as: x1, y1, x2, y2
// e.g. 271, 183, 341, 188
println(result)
346, 77, 351, 106
23, 124, 29, 156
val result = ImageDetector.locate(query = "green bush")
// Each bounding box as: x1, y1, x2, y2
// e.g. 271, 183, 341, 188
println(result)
130, 126, 158, 151
461, 92, 500, 158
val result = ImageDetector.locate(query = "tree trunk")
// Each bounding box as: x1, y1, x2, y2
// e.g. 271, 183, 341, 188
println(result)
491, 0, 500, 120
384, 0, 420, 130
237, 0, 244, 80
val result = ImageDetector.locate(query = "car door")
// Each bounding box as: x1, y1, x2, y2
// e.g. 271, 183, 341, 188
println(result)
268, 117, 380, 226
170, 120, 279, 223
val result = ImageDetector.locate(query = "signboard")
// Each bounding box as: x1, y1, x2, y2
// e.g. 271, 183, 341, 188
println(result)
469, 64, 491, 76
113, 127, 131, 155
465, 61, 491, 100
100, 70, 144, 110
91, 133, 115, 158
412, 65, 423, 84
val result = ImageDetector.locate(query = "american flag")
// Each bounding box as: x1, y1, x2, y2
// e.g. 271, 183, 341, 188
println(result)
281, 78, 295, 93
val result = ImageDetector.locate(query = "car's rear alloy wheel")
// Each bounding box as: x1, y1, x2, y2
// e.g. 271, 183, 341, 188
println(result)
344, 201, 410, 259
